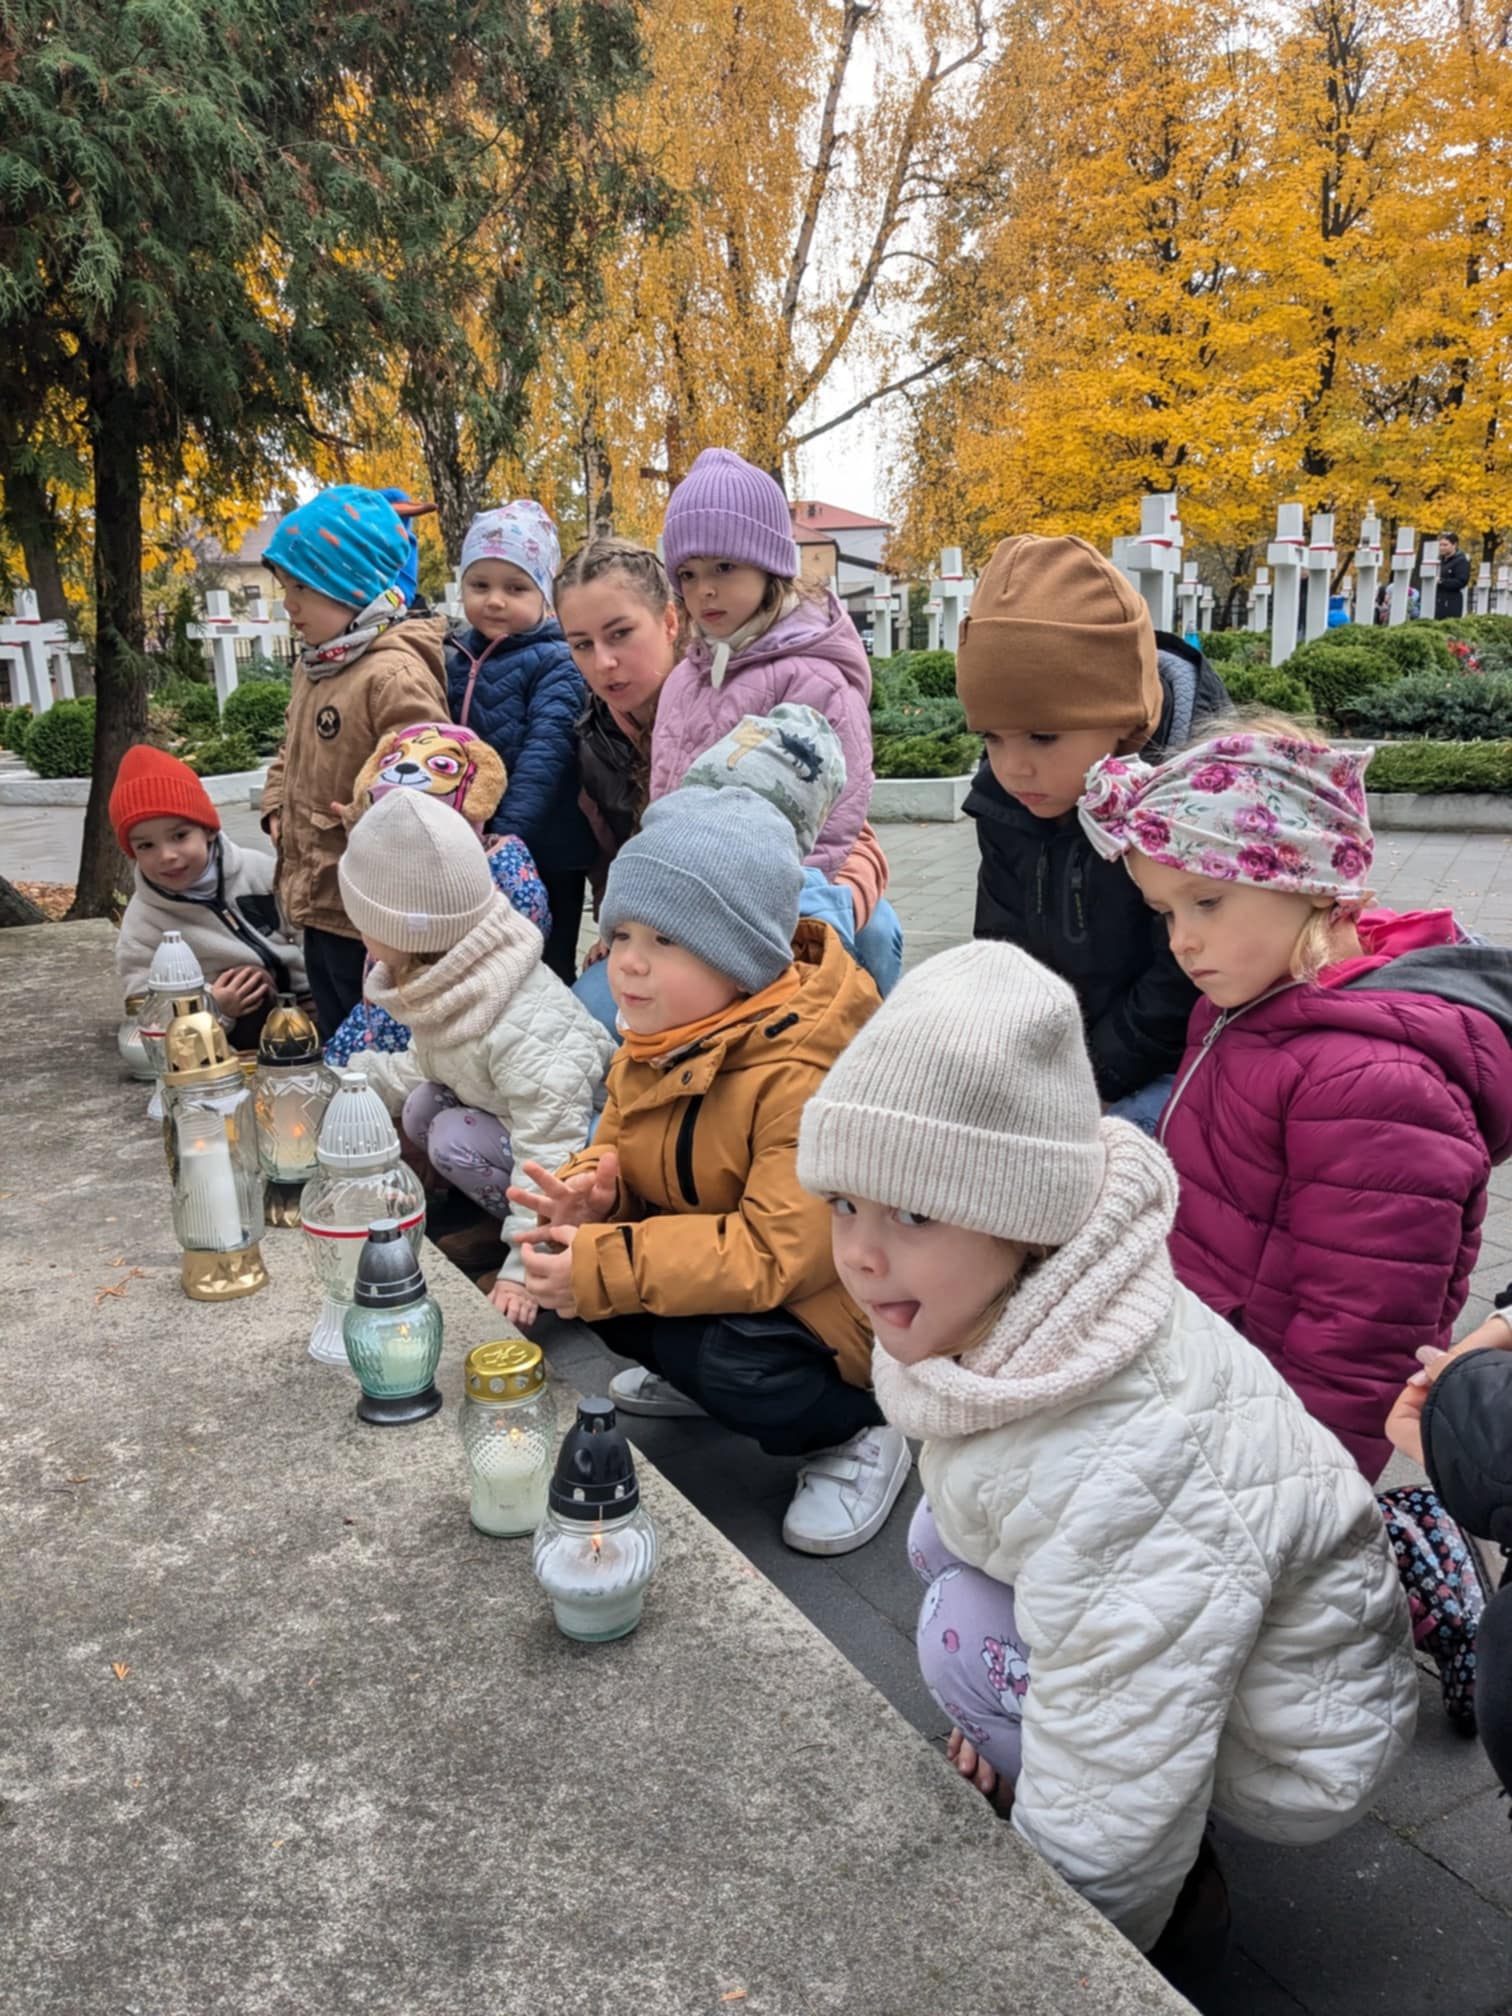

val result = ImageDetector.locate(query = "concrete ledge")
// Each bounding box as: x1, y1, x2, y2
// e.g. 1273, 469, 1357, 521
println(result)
1366, 790, 1511, 833
871, 773, 973, 822
0, 765, 268, 808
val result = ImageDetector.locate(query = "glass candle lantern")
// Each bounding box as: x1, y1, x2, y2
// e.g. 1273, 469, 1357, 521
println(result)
342, 1219, 443, 1426
460, 1340, 555, 1537
253, 996, 335, 1227
299, 1072, 426, 1366
118, 993, 154, 1081
532, 1397, 658, 1642
139, 931, 206, 1120
161, 992, 268, 1300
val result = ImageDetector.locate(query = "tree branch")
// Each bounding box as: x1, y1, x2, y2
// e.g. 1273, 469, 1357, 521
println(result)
789, 350, 961, 446
780, 0, 872, 338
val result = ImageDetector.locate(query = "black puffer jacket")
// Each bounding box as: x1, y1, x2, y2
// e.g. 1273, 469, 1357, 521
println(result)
965, 635, 1229, 1101
1423, 1344, 1512, 1801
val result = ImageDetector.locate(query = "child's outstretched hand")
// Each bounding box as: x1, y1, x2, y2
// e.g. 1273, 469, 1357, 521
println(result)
489, 1280, 539, 1330
210, 966, 273, 1019
514, 1224, 578, 1317
946, 1728, 1015, 1819
1386, 1320, 1512, 1466
507, 1153, 619, 1231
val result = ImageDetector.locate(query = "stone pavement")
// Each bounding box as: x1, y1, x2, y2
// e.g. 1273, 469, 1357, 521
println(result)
5, 802, 1512, 2011
1, 921, 1184, 2016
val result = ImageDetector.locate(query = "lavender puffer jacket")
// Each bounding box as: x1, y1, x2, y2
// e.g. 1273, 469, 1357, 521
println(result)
648, 591, 873, 875
1160, 947, 1512, 1479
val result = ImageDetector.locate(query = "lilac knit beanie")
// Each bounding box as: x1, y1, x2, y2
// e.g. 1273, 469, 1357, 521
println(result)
662, 448, 799, 579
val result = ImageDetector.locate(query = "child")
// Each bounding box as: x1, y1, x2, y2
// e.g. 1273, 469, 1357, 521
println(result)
558, 532, 901, 993
510, 786, 905, 1556
111, 744, 305, 1046
648, 449, 874, 881
796, 940, 1416, 1970
320, 721, 551, 1068
336, 789, 615, 1330
261, 485, 448, 1037
956, 534, 1228, 1129
447, 501, 594, 984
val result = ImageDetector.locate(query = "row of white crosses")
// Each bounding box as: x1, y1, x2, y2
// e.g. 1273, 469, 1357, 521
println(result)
186, 590, 291, 707
925, 548, 975, 651
0, 591, 85, 716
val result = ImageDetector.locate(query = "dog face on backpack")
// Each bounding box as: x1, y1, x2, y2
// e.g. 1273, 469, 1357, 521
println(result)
351, 723, 505, 826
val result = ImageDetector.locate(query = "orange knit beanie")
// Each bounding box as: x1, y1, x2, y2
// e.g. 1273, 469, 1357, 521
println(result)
954, 535, 1160, 753
109, 745, 221, 855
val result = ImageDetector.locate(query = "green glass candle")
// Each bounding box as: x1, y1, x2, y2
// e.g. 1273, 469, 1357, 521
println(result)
342, 1219, 443, 1426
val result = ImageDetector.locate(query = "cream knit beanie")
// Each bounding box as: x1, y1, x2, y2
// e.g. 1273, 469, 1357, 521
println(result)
797, 941, 1106, 1245
338, 788, 495, 952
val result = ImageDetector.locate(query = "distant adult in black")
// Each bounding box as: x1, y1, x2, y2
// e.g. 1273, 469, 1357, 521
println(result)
1436, 532, 1472, 619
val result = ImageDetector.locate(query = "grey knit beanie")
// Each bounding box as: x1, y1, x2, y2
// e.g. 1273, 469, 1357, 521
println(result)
338, 788, 495, 952
679, 705, 845, 858
600, 785, 802, 994
797, 941, 1106, 1245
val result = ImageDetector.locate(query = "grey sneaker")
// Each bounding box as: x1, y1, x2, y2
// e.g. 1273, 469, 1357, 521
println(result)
782, 1425, 911, 1556
608, 1366, 708, 1418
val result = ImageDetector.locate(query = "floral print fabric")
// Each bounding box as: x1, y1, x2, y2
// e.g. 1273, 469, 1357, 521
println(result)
1078, 731, 1375, 901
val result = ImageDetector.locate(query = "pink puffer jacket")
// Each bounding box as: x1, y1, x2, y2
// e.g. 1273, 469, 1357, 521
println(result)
649, 591, 873, 875
1160, 913, 1512, 1479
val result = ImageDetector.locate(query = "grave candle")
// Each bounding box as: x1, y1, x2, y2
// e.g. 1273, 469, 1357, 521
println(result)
162, 993, 268, 1299
461, 1339, 555, 1537
532, 1397, 658, 1642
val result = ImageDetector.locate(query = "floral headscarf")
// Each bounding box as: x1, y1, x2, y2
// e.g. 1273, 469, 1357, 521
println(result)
1077, 730, 1375, 901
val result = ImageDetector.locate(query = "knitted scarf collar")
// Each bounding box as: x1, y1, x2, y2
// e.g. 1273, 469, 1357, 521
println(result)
300, 586, 408, 681
872, 1122, 1178, 1443
364, 894, 543, 1044
693, 586, 802, 689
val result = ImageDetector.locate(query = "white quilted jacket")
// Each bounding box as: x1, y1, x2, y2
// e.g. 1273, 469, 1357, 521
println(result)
921, 1282, 1417, 1951
349, 897, 615, 1284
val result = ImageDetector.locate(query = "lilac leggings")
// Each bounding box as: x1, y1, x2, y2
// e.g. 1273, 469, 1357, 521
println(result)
402, 1082, 513, 1219
910, 1498, 1031, 1782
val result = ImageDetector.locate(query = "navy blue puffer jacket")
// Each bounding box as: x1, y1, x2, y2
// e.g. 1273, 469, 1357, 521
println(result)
447, 621, 595, 873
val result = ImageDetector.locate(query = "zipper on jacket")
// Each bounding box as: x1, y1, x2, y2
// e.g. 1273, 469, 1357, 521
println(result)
1066, 849, 1087, 947
675, 1094, 704, 1207
1156, 981, 1301, 1145
1035, 844, 1048, 920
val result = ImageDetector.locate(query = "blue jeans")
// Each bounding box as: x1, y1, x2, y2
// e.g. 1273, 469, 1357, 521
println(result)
1107, 1073, 1175, 1137
573, 954, 619, 1039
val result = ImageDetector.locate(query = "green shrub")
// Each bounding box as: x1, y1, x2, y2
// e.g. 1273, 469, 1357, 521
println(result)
873, 731, 981, 779
882, 648, 957, 698
237, 652, 291, 684
187, 730, 260, 776
1308, 621, 1450, 674
1198, 630, 1270, 669
1365, 740, 1512, 794
1341, 672, 1512, 742
870, 694, 968, 740
0, 702, 33, 751
1219, 667, 1313, 714
157, 678, 220, 733
1284, 641, 1400, 723
24, 697, 96, 777
223, 678, 290, 750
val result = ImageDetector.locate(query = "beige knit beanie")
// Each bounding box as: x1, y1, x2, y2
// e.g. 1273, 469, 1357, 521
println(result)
797, 941, 1106, 1246
338, 788, 495, 952
954, 534, 1160, 752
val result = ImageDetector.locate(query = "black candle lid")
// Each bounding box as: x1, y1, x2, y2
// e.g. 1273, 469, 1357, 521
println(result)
548, 1396, 640, 1521
353, 1218, 426, 1308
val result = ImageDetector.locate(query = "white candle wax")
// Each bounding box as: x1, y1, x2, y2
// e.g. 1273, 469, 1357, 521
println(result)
542, 1527, 648, 1641
470, 1426, 549, 1538
178, 1126, 245, 1250
269, 1100, 317, 1178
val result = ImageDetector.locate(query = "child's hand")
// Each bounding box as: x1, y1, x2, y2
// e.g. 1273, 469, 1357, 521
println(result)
946, 1728, 1015, 1818
1385, 1322, 1512, 1466
210, 967, 273, 1018
489, 1281, 540, 1330
507, 1153, 619, 1230
514, 1224, 579, 1316
581, 940, 609, 971
266, 812, 282, 847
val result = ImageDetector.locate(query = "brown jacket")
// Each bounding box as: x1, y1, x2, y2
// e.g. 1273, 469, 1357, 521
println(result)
560, 922, 880, 1384
262, 617, 448, 936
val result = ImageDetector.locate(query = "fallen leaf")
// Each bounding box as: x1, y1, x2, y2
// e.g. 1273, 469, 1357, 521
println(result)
108, 1255, 126, 1268
111, 1662, 130, 1681
66, 1475, 95, 1485
721, 1995, 747, 2005
271, 1838, 284, 1849
94, 1267, 146, 1306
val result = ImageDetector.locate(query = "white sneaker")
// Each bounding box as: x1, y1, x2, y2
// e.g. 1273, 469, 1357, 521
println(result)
609, 1366, 707, 1418
782, 1425, 911, 1556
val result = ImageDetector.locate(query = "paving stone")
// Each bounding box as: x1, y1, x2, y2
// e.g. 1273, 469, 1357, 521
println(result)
1414, 1787, 1512, 1914
1369, 1668, 1500, 1830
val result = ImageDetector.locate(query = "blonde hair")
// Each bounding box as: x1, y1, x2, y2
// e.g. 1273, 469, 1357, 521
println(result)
1175, 706, 1369, 984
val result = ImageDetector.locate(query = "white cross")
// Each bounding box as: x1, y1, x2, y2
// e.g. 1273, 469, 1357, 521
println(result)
1303, 513, 1337, 642
927, 548, 973, 653
1176, 560, 1201, 639
1496, 566, 1512, 617
1387, 527, 1416, 627
1114, 493, 1182, 633
1353, 505, 1382, 626
1473, 562, 1494, 616
0, 590, 79, 715
1249, 568, 1271, 634
1199, 584, 1215, 631
188, 589, 290, 707
1417, 538, 1439, 623
1267, 503, 1306, 665
869, 574, 899, 658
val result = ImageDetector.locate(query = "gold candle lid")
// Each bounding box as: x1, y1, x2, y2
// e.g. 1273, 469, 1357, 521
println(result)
464, 1338, 545, 1402
257, 994, 322, 1066
162, 995, 242, 1090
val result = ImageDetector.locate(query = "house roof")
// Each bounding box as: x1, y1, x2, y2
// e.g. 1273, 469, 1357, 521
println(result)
790, 500, 894, 534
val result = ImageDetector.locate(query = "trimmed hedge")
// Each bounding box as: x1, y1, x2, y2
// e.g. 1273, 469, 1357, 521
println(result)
1365, 740, 1512, 793
876, 648, 957, 699
187, 730, 260, 777
25, 697, 95, 778
1342, 673, 1512, 742
0, 702, 34, 752
222, 677, 290, 751
1306, 621, 1451, 674
1198, 630, 1272, 669
1282, 641, 1399, 723
157, 678, 220, 733
1220, 667, 1313, 714
873, 731, 981, 779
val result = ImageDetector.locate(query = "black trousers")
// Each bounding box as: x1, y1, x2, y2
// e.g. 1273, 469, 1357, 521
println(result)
541, 870, 588, 985
304, 926, 368, 1040
594, 1309, 882, 1457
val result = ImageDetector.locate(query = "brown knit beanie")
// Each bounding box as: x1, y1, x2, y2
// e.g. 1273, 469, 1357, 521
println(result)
954, 535, 1160, 753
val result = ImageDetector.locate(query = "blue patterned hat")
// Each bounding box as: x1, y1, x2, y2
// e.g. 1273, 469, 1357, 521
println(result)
265, 487, 410, 610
